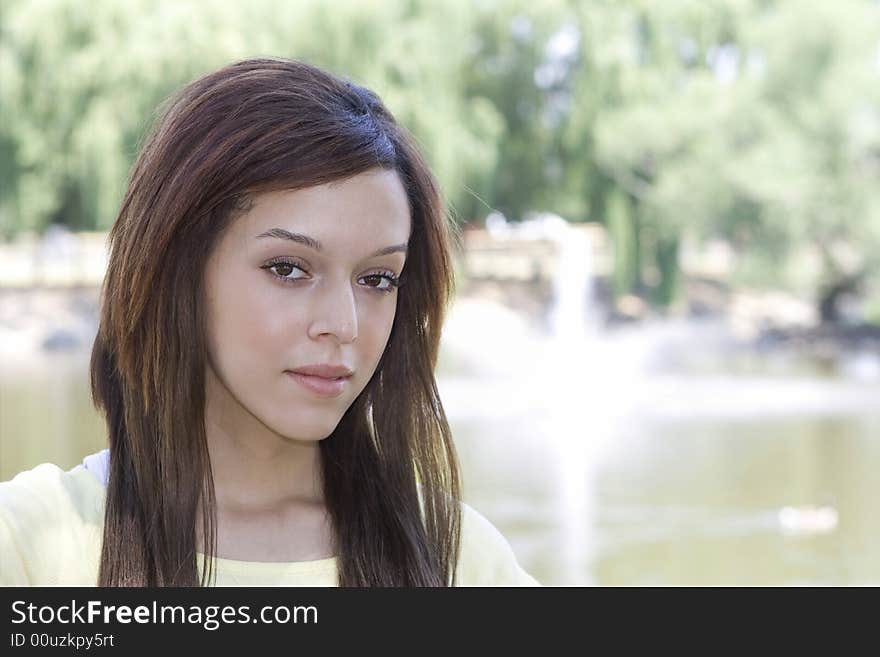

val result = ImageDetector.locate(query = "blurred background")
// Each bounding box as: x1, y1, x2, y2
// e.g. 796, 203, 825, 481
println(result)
1, 0, 879, 585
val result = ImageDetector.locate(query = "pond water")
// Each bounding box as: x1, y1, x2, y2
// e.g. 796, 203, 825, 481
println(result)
2, 300, 878, 586
437, 294, 880, 586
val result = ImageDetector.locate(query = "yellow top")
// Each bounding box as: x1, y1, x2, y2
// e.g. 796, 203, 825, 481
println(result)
0, 458, 540, 587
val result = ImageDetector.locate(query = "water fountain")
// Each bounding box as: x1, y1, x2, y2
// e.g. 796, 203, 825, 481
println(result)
440, 212, 615, 585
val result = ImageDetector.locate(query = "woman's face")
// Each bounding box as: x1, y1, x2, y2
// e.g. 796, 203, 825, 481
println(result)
203, 168, 411, 443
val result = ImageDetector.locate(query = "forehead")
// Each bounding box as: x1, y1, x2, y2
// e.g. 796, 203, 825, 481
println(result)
226, 169, 411, 254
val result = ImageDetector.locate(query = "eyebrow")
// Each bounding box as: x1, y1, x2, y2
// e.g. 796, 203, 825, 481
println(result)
255, 228, 408, 258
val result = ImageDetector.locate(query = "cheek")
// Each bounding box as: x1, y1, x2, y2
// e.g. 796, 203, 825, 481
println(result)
361, 302, 397, 361
207, 282, 294, 368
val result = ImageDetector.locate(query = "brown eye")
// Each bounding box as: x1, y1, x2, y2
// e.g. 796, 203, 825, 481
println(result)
261, 259, 308, 284
359, 272, 401, 294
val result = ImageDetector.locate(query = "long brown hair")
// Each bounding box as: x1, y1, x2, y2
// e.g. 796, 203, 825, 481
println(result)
89, 58, 462, 586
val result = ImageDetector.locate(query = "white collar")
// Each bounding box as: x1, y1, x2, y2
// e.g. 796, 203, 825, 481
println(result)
82, 448, 110, 487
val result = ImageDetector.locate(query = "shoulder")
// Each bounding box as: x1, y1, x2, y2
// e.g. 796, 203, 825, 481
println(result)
0, 459, 105, 585
455, 500, 541, 587
0, 460, 104, 520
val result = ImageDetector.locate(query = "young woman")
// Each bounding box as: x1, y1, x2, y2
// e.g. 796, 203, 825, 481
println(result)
0, 58, 539, 587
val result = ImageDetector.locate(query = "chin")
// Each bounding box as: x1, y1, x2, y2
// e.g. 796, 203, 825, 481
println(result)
280, 431, 330, 444
268, 412, 343, 443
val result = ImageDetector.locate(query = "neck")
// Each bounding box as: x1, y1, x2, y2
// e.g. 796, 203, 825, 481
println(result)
202, 369, 326, 512
204, 413, 325, 512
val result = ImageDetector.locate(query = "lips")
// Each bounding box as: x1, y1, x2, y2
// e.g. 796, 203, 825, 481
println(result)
285, 370, 351, 398
290, 364, 354, 379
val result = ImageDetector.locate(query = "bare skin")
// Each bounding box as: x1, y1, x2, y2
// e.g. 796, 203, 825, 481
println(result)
197, 168, 411, 561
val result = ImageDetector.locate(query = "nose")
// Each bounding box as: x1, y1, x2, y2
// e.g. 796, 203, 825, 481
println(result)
307, 277, 358, 344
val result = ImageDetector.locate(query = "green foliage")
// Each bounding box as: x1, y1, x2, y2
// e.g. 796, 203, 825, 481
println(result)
1, 0, 878, 312
607, 189, 639, 298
